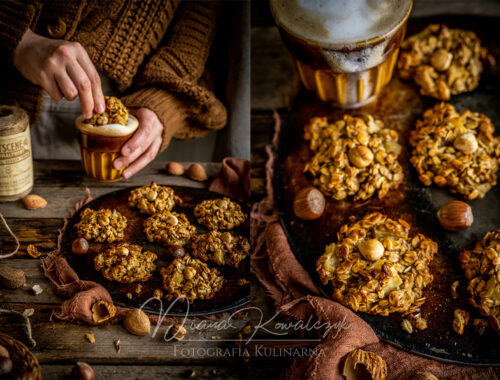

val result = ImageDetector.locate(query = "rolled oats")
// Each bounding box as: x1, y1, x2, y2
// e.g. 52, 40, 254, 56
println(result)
303, 115, 403, 201
143, 211, 196, 246
128, 182, 180, 214
75, 208, 127, 243
458, 229, 500, 334
410, 102, 500, 200
190, 231, 250, 267
159, 255, 223, 302
84, 96, 128, 126
194, 198, 246, 230
398, 24, 486, 100
452, 308, 469, 335
316, 212, 437, 316
94, 243, 157, 283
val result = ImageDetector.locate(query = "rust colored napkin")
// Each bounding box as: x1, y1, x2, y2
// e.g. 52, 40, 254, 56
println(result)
251, 112, 500, 380
41, 159, 249, 325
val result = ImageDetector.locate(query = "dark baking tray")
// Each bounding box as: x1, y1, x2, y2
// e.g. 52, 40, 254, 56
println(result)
63, 186, 250, 317
275, 15, 500, 365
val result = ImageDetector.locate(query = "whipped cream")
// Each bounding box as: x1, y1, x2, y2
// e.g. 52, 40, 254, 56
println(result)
75, 114, 139, 137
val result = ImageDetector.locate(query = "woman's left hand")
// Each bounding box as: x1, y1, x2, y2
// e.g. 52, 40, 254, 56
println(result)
113, 108, 164, 178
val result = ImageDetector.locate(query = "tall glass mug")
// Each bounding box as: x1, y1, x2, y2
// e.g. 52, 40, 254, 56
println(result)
270, 0, 412, 108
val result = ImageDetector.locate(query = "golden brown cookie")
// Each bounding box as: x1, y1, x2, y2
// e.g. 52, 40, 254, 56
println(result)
94, 243, 157, 283
459, 230, 500, 335
75, 208, 127, 243
194, 197, 246, 230
398, 24, 486, 100
128, 182, 180, 214
190, 231, 250, 267
143, 211, 196, 246
316, 212, 437, 316
410, 102, 500, 200
159, 255, 223, 302
304, 115, 404, 201
84, 96, 128, 126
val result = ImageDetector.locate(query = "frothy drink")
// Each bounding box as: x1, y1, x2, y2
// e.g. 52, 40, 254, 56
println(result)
270, 0, 412, 107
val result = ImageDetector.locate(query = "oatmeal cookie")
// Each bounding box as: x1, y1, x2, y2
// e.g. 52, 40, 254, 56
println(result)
94, 243, 157, 283
194, 198, 246, 230
304, 115, 404, 201
458, 230, 500, 334
143, 211, 196, 246
398, 24, 486, 100
316, 212, 437, 316
84, 96, 128, 126
410, 102, 500, 200
159, 255, 223, 302
190, 231, 250, 267
75, 208, 127, 243
128, 182, 180, 214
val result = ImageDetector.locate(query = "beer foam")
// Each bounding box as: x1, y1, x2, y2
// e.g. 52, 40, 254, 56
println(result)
75, 114, 139, 137
271, 0, 410, 45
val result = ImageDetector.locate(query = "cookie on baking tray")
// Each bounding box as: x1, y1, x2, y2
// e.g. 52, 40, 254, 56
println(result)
75, 208, 127, 243
316, 212, 437, 316
128, 182, 180, 215
94, 243, 157, 283
143, 211, 196, 246
190, 230, 250, 267
303, 114, 404, 201
398, 24, 486, 100
409, 102, 500, 200
194, 197, 246, 230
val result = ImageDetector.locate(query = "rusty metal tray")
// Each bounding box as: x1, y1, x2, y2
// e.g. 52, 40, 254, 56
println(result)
275, 15, 500, 366
63, 186, 250, 317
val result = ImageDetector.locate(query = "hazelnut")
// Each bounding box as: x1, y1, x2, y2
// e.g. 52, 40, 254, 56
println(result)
358, 239, 384, 261
22, 194, 47, 210
437, 201, 473, 231
72, 238, 89, 255
146, 190, 158, 201
343, 349, 387, 380
166, 162, 185, 176
71, 362, 95, 380
123, 309, 150, 336
453, 133, 478, 154
348, 145, 374, 168
220, 232, 233, 244
187, 163, 208, 181
168, 323, 187, 341
430, 48, 453, 71
0, 266, 26, 289
184, 266, 197, 280
91, 300, 116, 324
0, 345, 9, 359
168, 245, 186, 258
293, 187, 325, 220
412, 371, 439, 380
0, 357, 12, 376
98, 215, 110, 226
118, 246, 130, 256
166, 214, 178, 226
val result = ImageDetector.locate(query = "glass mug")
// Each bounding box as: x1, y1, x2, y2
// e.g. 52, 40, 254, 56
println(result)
270, 0, 413, 108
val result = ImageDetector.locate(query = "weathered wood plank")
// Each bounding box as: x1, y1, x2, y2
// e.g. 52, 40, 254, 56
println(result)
0, 219, 63, 253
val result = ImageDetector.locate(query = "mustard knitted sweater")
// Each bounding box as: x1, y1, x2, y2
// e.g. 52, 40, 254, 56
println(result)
0, 0, 227, 150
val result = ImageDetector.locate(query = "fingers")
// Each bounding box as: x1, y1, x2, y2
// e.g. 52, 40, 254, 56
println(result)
122, 137, 162, 179
54, 70, 78, 101
120, 109, 158, 156
77, 52, 105, 114
66, 62, 93, 119
38, 71, 63, 101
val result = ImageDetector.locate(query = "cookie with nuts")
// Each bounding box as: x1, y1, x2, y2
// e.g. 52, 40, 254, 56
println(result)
194, 198, 246, 230
143, 211, 196, 246
159, 255, 223, 302
128, 182, 180, 215
410, 102, 500, 200
316, 212, 438, 316
84, 96, 129, 126
398, 24, 486, 100
304, 115, 404, 201
75, 208, 127, 243
94, 243, 157, 283
190, 231, 250, 267
458, 230, 500, 335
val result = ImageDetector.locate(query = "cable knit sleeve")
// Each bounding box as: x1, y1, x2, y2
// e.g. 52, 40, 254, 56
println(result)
0, 0, 41, 65
121, 0, 227, 152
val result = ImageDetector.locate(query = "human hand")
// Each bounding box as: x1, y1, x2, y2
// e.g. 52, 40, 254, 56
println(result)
113, 108, 164, 178
13, 29, 105, 118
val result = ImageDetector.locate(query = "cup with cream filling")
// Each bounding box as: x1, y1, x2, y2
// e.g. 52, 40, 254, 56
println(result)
75, 96, 138, 181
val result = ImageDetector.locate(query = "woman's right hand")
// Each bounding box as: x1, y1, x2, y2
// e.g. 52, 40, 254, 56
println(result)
13, 29, 105, 118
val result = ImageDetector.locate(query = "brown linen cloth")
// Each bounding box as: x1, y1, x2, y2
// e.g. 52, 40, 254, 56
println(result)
251, 112, 500, 380
41, 158, 249, 325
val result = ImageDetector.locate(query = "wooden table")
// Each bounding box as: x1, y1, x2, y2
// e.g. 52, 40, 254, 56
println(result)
0, 160, 266, 379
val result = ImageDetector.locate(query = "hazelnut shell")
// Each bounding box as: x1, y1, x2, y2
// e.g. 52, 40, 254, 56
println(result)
71, 362, 95, 380
186, 163, 208, 181
72, 238, 89, 255
437, 200, 473, 231
166, 162, 185, 176
293, 187, 325, 220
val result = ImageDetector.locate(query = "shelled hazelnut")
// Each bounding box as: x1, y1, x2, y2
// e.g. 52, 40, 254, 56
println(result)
358, 239, 385, 261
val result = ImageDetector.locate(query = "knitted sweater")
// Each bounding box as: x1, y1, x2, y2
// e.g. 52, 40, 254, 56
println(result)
0, 0, 227, 151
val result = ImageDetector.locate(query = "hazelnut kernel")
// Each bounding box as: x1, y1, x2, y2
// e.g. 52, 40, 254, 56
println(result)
430, 49, 453, 71
184, 267, 196, 280
348, 145, 374, 168
454, 133, 478, 154
358, 239, 385, 261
